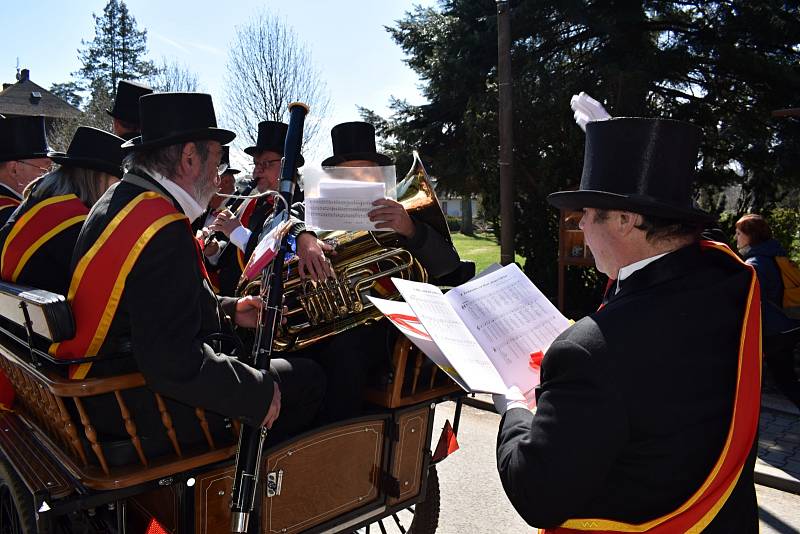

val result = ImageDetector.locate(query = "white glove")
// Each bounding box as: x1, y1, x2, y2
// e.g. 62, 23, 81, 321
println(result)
570, 92, 611, 132
492, 386, 530, 415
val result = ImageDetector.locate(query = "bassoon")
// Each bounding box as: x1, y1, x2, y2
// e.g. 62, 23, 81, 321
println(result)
229, 102, 309, 533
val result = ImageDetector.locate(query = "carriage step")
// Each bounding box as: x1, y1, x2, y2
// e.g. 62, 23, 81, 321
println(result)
0, 410, 74, 500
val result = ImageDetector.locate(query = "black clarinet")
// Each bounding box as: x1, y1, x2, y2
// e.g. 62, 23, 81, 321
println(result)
229, 102, 309, 534
203, 178, 257, 246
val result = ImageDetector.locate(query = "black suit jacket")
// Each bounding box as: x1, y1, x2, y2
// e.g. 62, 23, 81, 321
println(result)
497, 243, 758, 532
0, 183, 21, 227
72, 171, 274, 429
0, 186, 85, 295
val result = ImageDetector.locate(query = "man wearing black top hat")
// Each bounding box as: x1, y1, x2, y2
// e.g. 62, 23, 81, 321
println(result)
296, 121, 460, 281
69, 92, 325, 447
289, 121, 461, 423
0, 116, 52, 225
0, 126, 124, 295
107, 80, 153, 140
207, 120, 308, 296
494, 118, 759, 533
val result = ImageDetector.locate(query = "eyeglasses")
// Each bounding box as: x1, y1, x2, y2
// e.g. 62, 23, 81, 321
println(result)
254, 158, 282, 171
217, 162, 229, 175
15, 160, 51, 172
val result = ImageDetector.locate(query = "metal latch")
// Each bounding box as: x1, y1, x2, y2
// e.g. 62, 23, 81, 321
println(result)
266, 470, 283, 498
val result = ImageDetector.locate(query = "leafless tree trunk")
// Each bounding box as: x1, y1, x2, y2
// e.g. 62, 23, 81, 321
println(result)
223, 11, 330, 149
148, 58, 200, 92
460, 195, 474, 236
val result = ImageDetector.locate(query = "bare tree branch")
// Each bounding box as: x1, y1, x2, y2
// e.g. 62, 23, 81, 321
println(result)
148, 57, 200, 92
222, 10, 330, 150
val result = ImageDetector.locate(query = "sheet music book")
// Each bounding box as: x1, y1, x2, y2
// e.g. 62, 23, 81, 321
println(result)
368, 263, 570, 395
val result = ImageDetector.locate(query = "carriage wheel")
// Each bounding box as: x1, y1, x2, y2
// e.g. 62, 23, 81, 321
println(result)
358, 465, 440, 534
0, 459, 36, 534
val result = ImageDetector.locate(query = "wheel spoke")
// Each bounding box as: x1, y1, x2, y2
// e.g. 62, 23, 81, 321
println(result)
378, 519, 388, 534
392, 513, 408, 533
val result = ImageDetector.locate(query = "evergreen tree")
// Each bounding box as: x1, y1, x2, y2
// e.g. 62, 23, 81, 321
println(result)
377, 0, 800, 315
49, 82, 84, 109
76, 0, 156, 95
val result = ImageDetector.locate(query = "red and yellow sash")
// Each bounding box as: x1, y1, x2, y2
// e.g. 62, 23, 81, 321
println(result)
0, 194, 88, 282
50, 192, 186, 379
543, 241, 761, 533
0, 194, 20, 216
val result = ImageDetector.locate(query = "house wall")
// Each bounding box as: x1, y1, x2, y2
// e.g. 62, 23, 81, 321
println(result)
439, 197, 480, 218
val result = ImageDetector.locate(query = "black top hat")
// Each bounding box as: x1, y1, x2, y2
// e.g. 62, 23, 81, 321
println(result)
0, 116, 51, 163
106, 80, 153, 124
221, 145, 240, 175
48, 127, 126, 178
121, 93, 236, 151
321, 121, 392, 167
244, 121, 305, 166
547, 117, 713, 223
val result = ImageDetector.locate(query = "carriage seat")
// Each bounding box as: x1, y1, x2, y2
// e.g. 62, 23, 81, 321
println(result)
0, 280, 237, 490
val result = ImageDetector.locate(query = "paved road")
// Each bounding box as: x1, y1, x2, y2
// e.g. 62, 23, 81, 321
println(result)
429, 402, 800, 534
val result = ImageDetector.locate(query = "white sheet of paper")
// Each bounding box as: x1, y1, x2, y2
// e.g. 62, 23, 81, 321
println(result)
306, 180, 386, 231
444, 263, 570, 395
367, 296, 469, 391
392, 278, 508, 394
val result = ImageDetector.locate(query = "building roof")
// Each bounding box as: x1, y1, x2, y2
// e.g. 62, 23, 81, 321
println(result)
0, 69, 82, 120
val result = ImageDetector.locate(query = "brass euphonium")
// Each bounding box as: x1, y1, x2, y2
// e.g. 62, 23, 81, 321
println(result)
239, 151, 451, 352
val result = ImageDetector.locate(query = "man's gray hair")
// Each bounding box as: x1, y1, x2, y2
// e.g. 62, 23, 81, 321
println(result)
122, 140, 211, 177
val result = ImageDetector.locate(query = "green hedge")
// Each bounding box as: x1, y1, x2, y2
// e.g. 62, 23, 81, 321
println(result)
446, 215, 461, 232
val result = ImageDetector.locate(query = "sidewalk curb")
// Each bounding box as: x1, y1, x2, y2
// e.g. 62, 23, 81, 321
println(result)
755, 459, 800, 495
463, 395, 800, 495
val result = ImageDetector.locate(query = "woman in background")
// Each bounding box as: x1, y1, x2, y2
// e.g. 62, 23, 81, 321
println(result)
0, 126, 124, 295
736, 213, 800, 407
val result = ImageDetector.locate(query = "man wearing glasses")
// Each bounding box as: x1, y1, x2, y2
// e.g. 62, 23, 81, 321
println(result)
207, 121, 307, 296
63, 93, 324, 448
0, 116, 52, 225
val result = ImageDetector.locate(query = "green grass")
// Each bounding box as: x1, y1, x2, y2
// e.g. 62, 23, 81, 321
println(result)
451, 232, 525, 274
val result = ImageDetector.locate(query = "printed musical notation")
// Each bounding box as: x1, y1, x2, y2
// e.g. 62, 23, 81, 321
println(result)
305, 179, 386, 231
392, 278, 508, 394
386, 265, 570, 395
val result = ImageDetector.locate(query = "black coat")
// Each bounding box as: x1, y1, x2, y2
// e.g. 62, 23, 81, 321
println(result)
0, 186, 86, 295
496, 243, 758, 533
72, 172, 276, 428
0, 183, 21, 227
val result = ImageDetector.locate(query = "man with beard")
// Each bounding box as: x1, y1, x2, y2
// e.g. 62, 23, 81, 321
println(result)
57, 93, 325, 450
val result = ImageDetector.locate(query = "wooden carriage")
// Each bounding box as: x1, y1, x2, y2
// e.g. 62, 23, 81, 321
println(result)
0, 280, 463, 533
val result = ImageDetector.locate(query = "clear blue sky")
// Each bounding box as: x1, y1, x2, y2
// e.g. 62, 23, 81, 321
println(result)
2, 0, 438, 163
